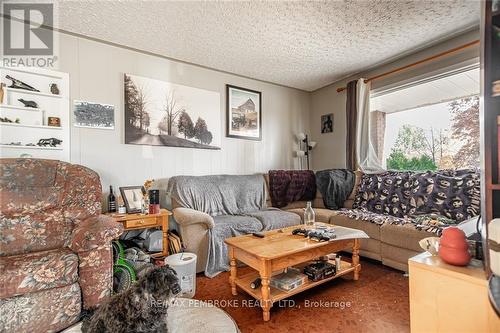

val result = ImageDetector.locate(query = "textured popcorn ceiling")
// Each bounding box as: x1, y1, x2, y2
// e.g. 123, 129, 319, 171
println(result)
55, 0, 479, 91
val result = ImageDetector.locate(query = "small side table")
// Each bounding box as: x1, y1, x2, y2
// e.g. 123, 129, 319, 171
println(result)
107, 208, 171, 258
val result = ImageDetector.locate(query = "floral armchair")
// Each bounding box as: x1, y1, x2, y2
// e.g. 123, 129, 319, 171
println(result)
0, 159, 123, 333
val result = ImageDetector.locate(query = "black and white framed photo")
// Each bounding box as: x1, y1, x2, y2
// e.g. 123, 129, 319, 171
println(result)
119, 186, 145, 213
321, 113, 334, 134
73, 100, 115, 129
226, 85, 262, 141
124, 74, 221, 149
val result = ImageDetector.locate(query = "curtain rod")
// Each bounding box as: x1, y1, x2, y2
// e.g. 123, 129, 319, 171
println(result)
336, 39, 480, 93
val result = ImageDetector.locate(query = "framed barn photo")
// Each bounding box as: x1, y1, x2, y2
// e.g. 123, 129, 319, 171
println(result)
226, 85, 262, 141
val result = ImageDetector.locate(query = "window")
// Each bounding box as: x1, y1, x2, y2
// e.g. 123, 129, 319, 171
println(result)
370, 66, 480, 171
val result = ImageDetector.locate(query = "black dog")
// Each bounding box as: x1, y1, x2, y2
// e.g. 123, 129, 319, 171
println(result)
82, 265, 181, 333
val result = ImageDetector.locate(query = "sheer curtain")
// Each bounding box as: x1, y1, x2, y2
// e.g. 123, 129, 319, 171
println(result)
356, 78, 384, 173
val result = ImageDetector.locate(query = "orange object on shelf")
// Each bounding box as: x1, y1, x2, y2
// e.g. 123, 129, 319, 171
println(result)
438, 227, 471, 266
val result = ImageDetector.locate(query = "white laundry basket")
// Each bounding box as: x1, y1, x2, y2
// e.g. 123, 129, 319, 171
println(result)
165, 253, 197, 298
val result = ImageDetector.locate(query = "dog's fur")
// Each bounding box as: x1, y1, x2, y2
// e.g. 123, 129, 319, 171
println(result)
82, 265, 181, 333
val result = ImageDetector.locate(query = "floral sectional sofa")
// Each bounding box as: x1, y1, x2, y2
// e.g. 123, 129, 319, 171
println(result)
284, 169, 480, 272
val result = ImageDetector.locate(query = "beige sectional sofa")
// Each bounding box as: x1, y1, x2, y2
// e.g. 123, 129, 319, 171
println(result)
172, 170, 477, 274
264, 173, 435, 272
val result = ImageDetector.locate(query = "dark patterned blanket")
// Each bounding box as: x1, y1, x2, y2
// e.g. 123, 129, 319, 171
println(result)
339, 169, 481, 235
268, 170, 316, 208
337, 209, 459, 235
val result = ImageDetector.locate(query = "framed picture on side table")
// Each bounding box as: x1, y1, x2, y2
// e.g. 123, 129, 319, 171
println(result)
226, 85, 262, 141
119, 186, 145, 213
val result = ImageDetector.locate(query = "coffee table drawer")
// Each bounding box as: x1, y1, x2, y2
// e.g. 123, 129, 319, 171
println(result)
124, 217, 157, 229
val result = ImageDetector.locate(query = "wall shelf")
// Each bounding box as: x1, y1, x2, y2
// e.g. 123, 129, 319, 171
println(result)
0, 66, 69, 161
5, 87, 62, 99
0, 66, 64, 80
0, 104, 42, 112
0, 144, 63, 151
0, 123, 61, 130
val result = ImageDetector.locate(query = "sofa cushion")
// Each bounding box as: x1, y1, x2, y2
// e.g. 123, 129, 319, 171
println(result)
409, 171, 480, 222
286, 208, 337, 223
0, 209, 74, 257
381, 243, 420, 272
246, 209, 301, 230
213, 215, 263, 233
0, 282, 81, 333
380, 223, 436, 252
0, 248, 79, 299
329, 214, 381, 240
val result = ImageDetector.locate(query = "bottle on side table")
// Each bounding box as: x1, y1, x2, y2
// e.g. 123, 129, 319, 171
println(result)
108, 185, 117, 213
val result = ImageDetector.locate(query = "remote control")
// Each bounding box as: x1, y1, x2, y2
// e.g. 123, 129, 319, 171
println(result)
252, 232, 265, 238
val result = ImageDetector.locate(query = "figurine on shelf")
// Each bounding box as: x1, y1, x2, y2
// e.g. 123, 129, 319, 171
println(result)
37, 138, 62, 147
49, 83, 60, 95
47, 117, 61, 127
0, 83, 5, 104
0, 117, 19, 123
5, 75, 39, 92
18, 99, 38, 108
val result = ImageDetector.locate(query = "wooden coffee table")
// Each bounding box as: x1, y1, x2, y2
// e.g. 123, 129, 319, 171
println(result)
225, 223, 362, 321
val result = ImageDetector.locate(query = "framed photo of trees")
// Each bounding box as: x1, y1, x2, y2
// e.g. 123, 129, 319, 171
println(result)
226, 85, 262, 140
124, 74, 221, 149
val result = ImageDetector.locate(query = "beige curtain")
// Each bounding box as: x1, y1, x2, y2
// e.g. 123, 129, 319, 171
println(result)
355, 78, 384, 173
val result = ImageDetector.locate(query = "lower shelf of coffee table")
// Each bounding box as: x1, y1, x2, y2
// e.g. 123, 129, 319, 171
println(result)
234, 259, 357, 303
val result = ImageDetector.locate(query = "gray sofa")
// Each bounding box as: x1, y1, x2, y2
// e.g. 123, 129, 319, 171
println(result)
168, 174, 301, 275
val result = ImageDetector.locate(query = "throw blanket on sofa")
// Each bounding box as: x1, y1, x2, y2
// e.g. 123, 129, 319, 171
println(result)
268, 170, 316, 208
338, 168, 481, 235
337, 209, 459, 235
206, 209, 300, 277
167, 174, 266, 216
168, 175, 301, 277
316, 169, 355, 210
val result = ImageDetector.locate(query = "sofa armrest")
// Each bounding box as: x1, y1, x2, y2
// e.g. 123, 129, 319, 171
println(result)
70, 215, 124, 253
173, 207, 215, 229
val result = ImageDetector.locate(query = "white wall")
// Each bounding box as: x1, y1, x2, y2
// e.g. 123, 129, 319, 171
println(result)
54, 32, 310, 197
310, 29, 480, 171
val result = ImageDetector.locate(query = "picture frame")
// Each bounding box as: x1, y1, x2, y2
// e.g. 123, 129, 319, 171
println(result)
73, 100, 115, 130
226, 84, 262, 141
47, 116, 61, 127
321, 113, 334, 134
119, 186, 146, 213
124, 74, 221, 149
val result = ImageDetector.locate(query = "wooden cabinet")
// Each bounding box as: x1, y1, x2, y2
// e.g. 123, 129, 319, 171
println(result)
409, 252, 500, 332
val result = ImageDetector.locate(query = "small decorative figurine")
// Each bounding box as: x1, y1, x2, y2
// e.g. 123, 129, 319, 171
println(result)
47, 117, 61, 127
0, 83, 5, 104
50, 83, 60, 95
37, 138, 62, 147
18, 99, 38, 108
5, 75, 39, 92
439, 227, 471, 266
419, 237, 440, 255
0, 117, 19, 123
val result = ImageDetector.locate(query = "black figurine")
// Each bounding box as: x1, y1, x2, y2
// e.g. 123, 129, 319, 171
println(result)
18, 99, 38, 108
5, 75, 39, 92
37, 138, 62, 147
50, 83, 60, 95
